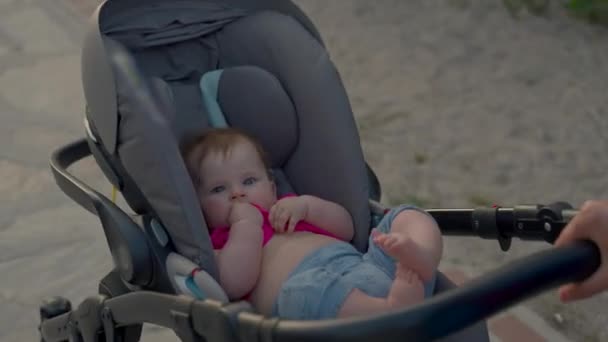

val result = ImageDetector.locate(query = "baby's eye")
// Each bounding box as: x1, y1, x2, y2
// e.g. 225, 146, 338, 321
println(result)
243, 177, 257, 186
210, 185, 225, 194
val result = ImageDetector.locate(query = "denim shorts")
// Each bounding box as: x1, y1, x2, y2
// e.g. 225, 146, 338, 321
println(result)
272, 205, 437, 320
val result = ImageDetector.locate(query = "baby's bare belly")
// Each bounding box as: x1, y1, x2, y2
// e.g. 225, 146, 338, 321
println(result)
248, 232, 340, 315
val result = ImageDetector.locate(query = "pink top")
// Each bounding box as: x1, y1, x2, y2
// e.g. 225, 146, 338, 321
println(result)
210, 194, 342, 249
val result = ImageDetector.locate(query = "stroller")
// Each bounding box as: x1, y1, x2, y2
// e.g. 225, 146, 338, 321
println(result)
38, 0, 601, 341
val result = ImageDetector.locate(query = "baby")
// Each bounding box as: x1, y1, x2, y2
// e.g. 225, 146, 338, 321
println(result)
182, 127, 443, 320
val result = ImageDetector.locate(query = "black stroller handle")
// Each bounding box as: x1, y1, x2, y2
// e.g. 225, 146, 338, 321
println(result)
50, 138, 100, 216
264, 240, 600, 342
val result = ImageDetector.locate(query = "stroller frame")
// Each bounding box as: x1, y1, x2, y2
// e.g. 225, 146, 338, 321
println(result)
38, 137, 600, 342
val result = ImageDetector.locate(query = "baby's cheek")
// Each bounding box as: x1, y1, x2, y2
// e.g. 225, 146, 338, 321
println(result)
257, 188, 277, 210
202, 198, 229, 226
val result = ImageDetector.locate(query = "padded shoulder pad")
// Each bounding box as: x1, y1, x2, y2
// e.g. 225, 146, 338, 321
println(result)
218, 66, 297, 167
106, 41, 218, 279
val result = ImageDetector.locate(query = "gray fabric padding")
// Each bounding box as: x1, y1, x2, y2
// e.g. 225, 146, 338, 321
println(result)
218, 66, 298, 169
110, 76, 178, 214
199, 66, 296, 196
82, 5, 118, 153
106, 39, 218, 280
220, 0, 325, 47
100, 0, 322, 48
148, 77, 177, 129
271, 169, 295, 196
170, 81, 211, 141
100, 1, 225, 147
217, 12, 371, 251
100, 0, 249, 49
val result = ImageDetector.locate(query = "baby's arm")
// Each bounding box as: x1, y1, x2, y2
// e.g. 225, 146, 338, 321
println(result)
216, 217, 263, 300
301, 195, 355, 242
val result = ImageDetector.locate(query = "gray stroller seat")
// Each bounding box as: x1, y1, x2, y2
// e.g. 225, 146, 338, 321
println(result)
38, 0, 601, 341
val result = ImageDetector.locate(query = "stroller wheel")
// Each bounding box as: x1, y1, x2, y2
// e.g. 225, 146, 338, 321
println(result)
39, 296, 71, 320
39, 296, 73, 342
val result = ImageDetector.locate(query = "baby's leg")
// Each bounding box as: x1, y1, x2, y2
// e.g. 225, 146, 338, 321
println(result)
337, 255, 425, 318
372, 209, 443, 282
335, 208, 441, 318
337, 270, 424, 318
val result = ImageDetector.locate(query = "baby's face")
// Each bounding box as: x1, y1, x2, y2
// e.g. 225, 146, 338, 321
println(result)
197, 140, 276, 228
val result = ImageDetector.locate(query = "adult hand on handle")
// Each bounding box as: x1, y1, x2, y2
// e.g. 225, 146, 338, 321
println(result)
555, 200, 608, 302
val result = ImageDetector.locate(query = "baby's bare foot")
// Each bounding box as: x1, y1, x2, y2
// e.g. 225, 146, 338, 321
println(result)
386, 266, 425, 309
372, 230, 433, 281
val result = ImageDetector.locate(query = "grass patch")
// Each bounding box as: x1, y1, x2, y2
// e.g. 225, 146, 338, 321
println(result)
566, 0, 608, 26
503, 0, 551, 17
414, 152, 428, 165
502, 0, 608, 26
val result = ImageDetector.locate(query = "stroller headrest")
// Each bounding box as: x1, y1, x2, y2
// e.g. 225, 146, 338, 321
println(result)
195, 66, 300, 197
199, 66, 298, 169
82, 0, 371, 280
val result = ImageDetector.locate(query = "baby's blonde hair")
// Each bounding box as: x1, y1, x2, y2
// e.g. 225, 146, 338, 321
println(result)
181, 128, 271, 188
